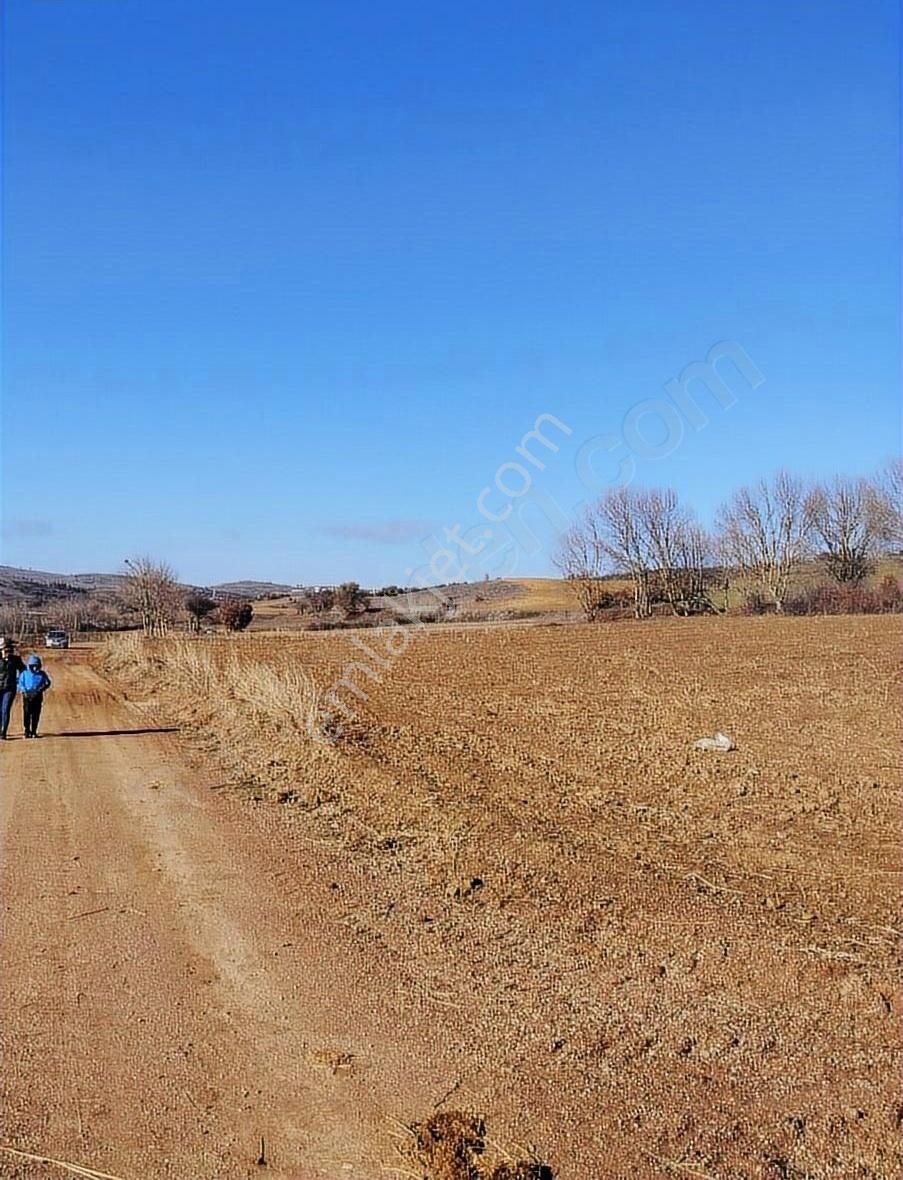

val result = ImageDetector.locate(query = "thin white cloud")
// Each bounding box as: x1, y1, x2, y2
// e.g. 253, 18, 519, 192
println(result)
321, 519, 431, 545
1, 518, 54, 540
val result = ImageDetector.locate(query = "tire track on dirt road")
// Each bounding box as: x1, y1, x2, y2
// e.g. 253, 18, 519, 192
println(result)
0, 653, 452, 1180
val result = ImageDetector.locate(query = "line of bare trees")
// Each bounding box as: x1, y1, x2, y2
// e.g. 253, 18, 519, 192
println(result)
555, 458, 903, 619
122, 557, 252, 636
1, 558, 257, 641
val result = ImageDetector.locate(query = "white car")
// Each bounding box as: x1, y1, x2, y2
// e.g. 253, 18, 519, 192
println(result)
45, 629, 70, 649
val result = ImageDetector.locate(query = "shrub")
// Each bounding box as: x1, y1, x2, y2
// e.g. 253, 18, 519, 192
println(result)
741, 589, 774, 615
585, 588, 635, 621
783, 578, 903, 616
335, 582, 368, 617
218, 599, 254, 631
876, 574, 903, 612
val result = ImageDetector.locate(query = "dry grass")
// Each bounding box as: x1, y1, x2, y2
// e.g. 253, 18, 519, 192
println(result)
105, 631, 326, 738
484, 578, 588, 616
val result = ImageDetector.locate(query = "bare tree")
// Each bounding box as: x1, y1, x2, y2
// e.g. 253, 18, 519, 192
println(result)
556, 487, 663, 618
807, 476, 886, 584
716, 472, 813, 611
554, 516, 612, 619
875, 457, 903, 549
557, 486, 720, 620
122, 556, 183, 636
595, 487, 656, 617
636, 490, 716, 615
670, 522, 718, 614
637, 488, 680, 606
185, 592, 217, 633
0, 602, 30, 642
56, 596, 87, 635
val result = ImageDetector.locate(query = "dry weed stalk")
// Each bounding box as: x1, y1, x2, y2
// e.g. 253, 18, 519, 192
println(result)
0, 1145, 128, 1180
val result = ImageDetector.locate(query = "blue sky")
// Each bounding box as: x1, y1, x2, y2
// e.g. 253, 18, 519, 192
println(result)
1, 0, 899, 586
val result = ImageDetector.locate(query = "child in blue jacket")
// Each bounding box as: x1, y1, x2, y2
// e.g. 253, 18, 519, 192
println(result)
18, 655, 51, 739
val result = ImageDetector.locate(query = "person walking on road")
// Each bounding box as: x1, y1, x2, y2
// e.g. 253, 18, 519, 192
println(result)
18, 655, 52, 739
0, 638, 26, 740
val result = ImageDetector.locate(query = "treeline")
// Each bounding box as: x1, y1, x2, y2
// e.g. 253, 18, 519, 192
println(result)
122, 558, 255, 637
555, 458, 903, 619
292, 582, 369, 619
0, 562, 259, 640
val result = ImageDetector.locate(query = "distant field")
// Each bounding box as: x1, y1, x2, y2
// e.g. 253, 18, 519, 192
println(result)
249, 577, 593, 629
105, 614, 903, 1177
248, 559, 903, 631
478, 576, 584, 615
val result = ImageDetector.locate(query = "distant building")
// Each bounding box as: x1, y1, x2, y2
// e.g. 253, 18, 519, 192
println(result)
291, 584, 336, 596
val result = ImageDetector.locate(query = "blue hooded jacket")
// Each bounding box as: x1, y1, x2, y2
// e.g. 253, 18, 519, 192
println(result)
18, 657, 51, 696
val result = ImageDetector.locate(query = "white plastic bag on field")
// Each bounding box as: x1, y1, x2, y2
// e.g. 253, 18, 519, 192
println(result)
694, 731, 735, 752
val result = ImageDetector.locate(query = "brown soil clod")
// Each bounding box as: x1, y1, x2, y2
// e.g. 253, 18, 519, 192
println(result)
415, 1111, 485, 1180
412, 1111, 555, 1180
491, 1166, 555, 1180
447, 876, 485, 903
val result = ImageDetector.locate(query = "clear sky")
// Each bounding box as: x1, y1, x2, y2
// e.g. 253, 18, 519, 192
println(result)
1, 0, 899, 587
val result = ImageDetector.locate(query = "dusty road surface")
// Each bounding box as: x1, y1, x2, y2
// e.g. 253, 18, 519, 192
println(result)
1, 622, 901, 1180
0, 651, 463, 1180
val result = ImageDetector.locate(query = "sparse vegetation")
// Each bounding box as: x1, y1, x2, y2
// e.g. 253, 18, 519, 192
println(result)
305, 588, 336, 613
103, 633, 324, 749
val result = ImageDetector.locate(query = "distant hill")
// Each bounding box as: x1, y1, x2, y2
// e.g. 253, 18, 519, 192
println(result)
0, 565, 127, 594
210, 580, 295, 599
0, 566, 120, 605
0, 565, 297, 607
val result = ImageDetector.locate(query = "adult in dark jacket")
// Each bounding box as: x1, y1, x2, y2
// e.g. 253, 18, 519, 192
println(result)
0, 638, 26, 740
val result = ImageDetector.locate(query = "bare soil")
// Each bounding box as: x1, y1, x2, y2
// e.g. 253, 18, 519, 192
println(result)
2, 616, 901, 1179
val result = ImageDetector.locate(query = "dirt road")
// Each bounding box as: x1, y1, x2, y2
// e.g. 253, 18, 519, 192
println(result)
0, 652, 460, 1179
